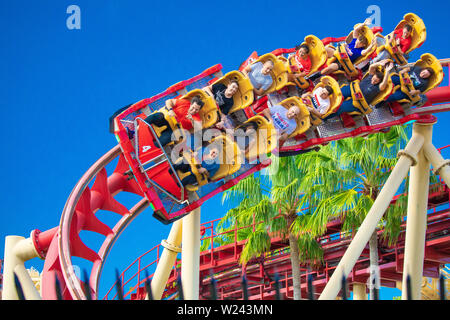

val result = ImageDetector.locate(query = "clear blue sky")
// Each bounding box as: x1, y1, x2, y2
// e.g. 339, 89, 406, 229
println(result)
1, 0, 449, 300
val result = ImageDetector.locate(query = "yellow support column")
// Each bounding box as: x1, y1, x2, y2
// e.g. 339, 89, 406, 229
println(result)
2, 235, 41, 300
181, 207, 201, 300
353, 283, 367, 300
401, 121, 434, 300
149, 219, 183, 300
423, 143, 450, 188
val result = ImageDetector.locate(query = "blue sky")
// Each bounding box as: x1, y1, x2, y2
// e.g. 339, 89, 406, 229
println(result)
1, 0, 449, 300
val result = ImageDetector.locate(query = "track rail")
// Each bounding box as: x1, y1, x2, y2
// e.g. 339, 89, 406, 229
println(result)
39, 146, 148, 299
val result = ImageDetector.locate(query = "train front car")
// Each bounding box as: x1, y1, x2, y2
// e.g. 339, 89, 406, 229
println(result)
113, 65, 273, 224
113, 65, 223, 223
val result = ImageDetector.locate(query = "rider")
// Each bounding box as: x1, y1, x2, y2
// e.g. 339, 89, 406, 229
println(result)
172, 143, 221, 186
302, 85, 334, 118
144, 96, 203, 147
262, 104, 300, 143
203, 80, 239, 131
288, 44, 312, 83
371, 23, 413, 64
332, 59, 394, 117
386, 65, 434, 103
242, 60, 274, 96
316, 18, 377, 78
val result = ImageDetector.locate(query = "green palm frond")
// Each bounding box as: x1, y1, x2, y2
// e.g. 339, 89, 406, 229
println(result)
381, 193, 408, 246
239, 227, 272, 264
221, 173, 267, 206
341, 193, 374, 233
297, 232, 324, 266
272, 179, 302, 208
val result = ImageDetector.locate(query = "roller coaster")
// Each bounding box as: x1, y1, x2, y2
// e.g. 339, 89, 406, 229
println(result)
1, 13, 450, 300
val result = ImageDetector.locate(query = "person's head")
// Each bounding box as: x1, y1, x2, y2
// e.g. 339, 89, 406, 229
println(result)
371, 70, 384, 85
209, 147, 219, 159
420, 67, 434, 79
261, 60, 274, 75
189, 96, 204, 114
225, 80, 239, 96
355, 36, 369, 49
402, 24, 413, 39
296, 44, 310, 58
286, 105, 300, 119
320, 85, 334, 100
206, 143, 220, 160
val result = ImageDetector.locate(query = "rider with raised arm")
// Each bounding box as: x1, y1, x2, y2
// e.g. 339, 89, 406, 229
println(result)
316, 18, 377, 78
332, 59, 394, 116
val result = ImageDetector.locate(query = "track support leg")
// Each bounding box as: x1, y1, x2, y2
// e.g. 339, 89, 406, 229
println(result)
423, 143, 450, 188
401, 122, 434, 300
318, 130, 425, 300
2, 235, 41, 300
352, 283, 368, 300
149, 219, 183, 300
181, 205, 201, 300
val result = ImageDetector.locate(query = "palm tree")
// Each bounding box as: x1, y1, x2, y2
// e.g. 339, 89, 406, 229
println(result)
216, 155, 323, 300
295, 125, 418, 298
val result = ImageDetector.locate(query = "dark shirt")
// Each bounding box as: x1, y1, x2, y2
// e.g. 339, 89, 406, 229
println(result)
409, 66, 430, 93
359, 75, 380, 104
212, 83, 234, 115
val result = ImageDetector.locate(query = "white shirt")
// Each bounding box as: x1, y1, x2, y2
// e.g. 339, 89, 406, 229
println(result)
312, 87, 331, 114
269, 104, 297, 136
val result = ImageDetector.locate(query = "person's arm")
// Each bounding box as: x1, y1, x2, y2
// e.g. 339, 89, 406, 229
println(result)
301, 92, 313, 99
165, 99, 176, 117
192, 117, 203, 131
307, 106, 322, 117
399, 66, 411, 75
379, 63, 394, 91
262, 107, 273, 121
203, 84, 214, 97
215, 112, 226, 129
198, 167, 208, 174
279, 132, 289, 145
361, 37, 377, 56
368, 59, 390, 75
242, 64, 252, 77
409, 89, 421, 96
